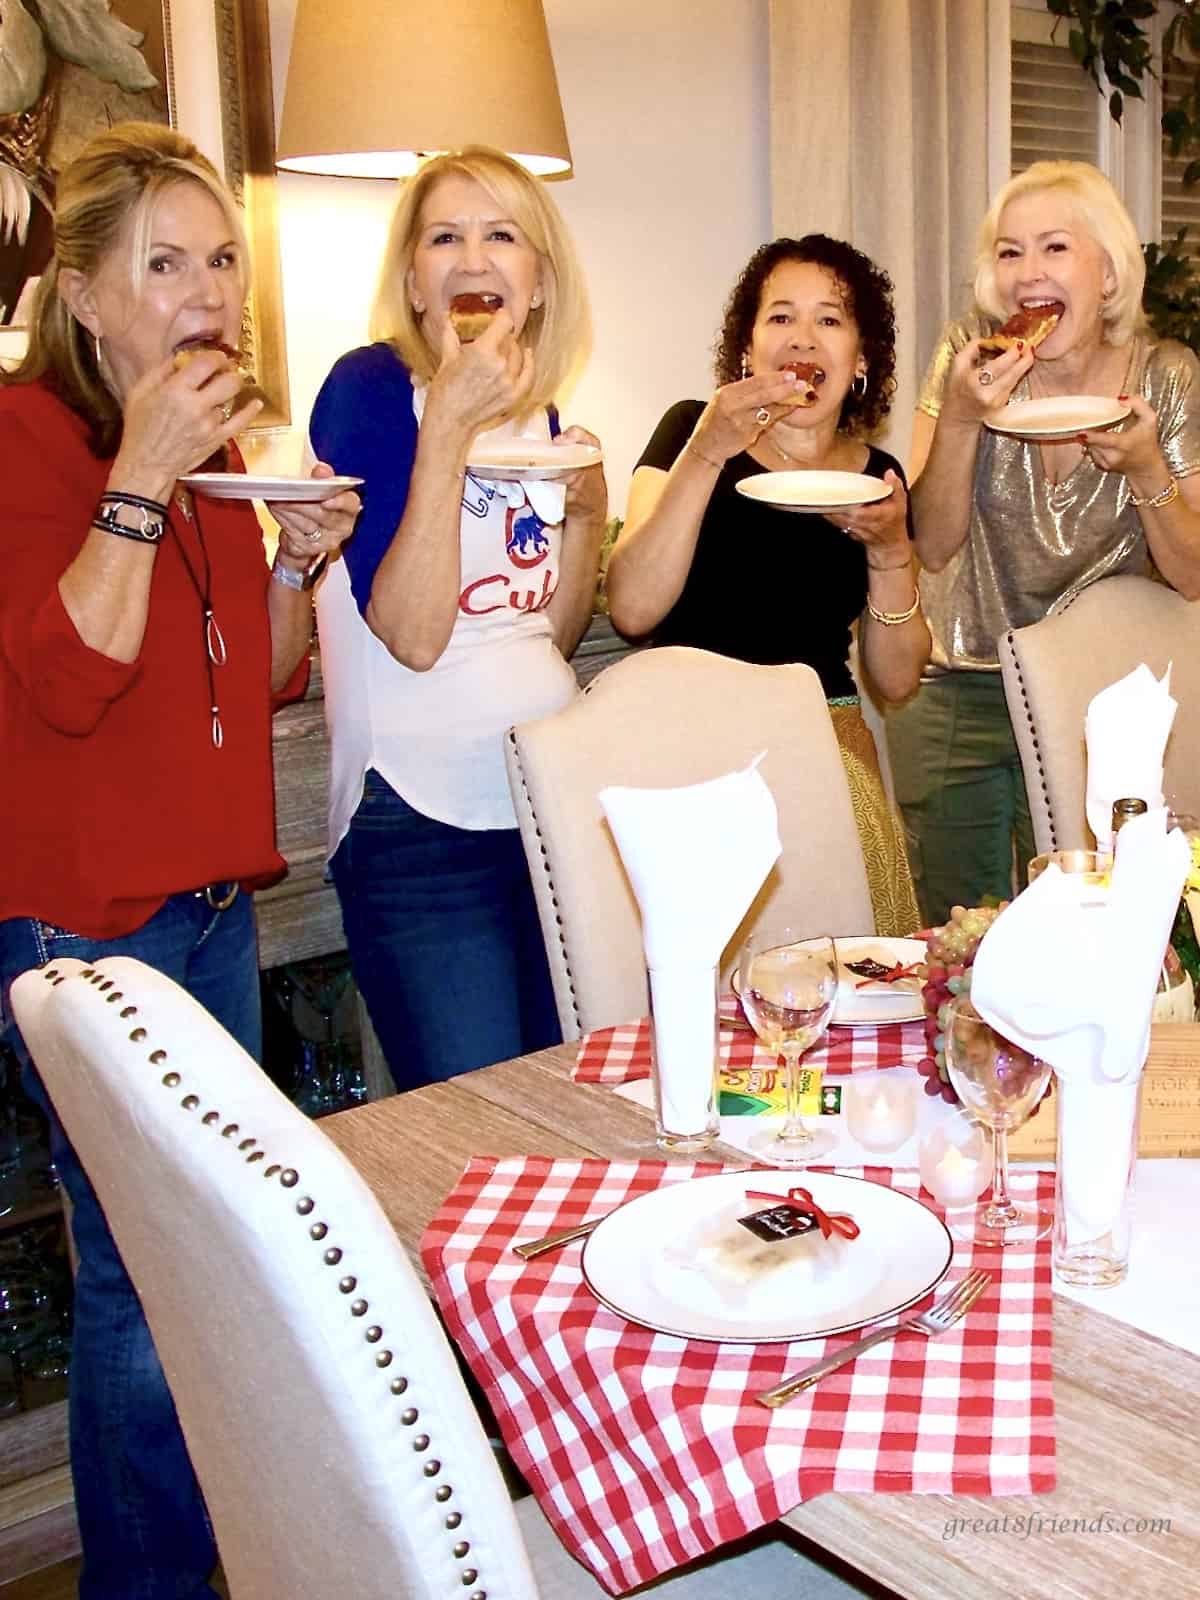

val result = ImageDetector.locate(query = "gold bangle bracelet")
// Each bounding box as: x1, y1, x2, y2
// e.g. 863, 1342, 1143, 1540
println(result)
1130, 477, 1178, 509
866, 590, 922, 626
685, 440, 723, 471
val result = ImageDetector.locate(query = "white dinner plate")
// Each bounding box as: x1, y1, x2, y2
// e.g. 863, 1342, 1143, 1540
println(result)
831, 936, 927, 1027
466, 441, 603, 481
985, 395, 1130, 442
733, 936, 926, 1027
179, 473, 364, 502
735, 470, 894, 513
581, 1170, 952, 1342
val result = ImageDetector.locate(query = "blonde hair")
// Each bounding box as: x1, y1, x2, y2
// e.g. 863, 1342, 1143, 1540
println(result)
973, 161, 1146, 347
4, 121, 246, 453
370, 146, 589, 409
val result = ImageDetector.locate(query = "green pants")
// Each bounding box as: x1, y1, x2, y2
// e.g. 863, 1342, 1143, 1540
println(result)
884, 672, 1035, 928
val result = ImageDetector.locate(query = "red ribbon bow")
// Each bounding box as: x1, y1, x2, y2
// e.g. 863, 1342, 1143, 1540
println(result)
855, 961, 922, 989
746, 1187, 860, 1241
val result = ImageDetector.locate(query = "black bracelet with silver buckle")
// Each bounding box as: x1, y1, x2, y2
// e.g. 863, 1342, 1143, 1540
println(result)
92, 493, 169, 544
270, 551, 328, 591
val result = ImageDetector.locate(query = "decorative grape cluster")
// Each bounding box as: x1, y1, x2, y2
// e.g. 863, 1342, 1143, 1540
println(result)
917, 904, 1008, 1101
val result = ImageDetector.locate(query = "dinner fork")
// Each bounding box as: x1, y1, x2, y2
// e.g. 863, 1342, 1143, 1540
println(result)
753, 1267, 992, 1408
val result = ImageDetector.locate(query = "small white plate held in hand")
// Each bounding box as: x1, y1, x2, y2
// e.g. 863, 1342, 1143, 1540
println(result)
735, 470, 894, 513
985, 395, 1130, 441
180, 473, 363, 502
466, 441, 602, 481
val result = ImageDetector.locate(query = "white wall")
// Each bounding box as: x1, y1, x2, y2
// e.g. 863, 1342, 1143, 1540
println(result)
255, 0, 771, 516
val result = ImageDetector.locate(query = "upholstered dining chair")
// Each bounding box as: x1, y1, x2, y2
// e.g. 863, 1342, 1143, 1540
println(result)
11, 958, 847, 1600
505, 646, 875, 1041
998, 573, 1200, 854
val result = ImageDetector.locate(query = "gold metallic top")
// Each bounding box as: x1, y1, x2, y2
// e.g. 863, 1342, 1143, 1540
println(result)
916, 316, 1200, 671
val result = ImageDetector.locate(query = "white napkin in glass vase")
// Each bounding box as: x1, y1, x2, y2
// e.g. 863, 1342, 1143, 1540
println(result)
970, 811, 1189, 1241
599, 761, 782, 1133
1085, 664, 1177, 854
413, 384, 568, 528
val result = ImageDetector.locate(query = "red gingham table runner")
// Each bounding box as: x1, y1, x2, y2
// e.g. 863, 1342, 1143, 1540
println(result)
421, 1156, 1056, 1595
574, 1002, 929, 1086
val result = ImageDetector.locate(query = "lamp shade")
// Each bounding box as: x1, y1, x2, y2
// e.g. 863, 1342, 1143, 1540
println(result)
276, 0, 572, 178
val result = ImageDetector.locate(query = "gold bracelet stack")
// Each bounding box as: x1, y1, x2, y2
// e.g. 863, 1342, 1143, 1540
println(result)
866, 590, 922, 626
1130, 478, 1178, 509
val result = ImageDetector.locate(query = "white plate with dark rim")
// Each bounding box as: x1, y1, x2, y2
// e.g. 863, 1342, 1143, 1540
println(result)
179, 473, 363, 502
733, 936, 926, 1028
466, 441, 603, 481
985, 395, 1130, 442
831, 936, 926, 1027
580, 1170, 952, 1343
735, 470, 894, 513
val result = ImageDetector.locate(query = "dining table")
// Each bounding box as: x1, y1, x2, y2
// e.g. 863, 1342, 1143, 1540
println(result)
321, 1035, 1200, 1600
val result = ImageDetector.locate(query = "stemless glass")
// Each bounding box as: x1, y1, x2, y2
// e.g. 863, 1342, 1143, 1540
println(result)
945, 996, 1053, 1247
738, 928, 837, 1166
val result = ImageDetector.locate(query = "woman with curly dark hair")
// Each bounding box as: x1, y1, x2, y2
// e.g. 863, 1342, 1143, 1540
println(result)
607, 234, 927, 934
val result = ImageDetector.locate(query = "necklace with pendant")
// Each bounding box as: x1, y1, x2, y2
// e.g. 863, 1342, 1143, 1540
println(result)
171, 490, 228, 749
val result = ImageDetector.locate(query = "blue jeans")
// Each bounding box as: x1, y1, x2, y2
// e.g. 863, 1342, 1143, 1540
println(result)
331, 771, 561, 1091
886, 672, 1036, 927
0, 889, 260, 1599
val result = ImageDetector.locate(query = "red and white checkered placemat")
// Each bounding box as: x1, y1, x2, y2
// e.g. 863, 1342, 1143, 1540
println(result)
421, 1156, 1055, 1596
575, 1001, 928, 1086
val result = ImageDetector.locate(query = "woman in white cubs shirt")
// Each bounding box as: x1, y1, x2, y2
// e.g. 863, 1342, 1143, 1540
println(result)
310, 145, 606, 1091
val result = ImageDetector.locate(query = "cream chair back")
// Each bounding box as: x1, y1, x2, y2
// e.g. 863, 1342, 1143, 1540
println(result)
12, 957, 539, 1600
505, 646, 874, 1040
999, 574, 1200, 854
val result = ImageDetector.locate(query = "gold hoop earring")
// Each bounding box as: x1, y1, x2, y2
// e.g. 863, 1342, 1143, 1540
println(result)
94, 333, 102, 370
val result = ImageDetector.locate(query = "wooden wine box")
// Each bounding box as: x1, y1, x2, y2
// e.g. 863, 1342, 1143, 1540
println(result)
1008, 1023, 1200, 1160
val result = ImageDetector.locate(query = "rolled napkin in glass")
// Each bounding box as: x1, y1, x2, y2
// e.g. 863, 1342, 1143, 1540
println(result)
1085, 663, 1176, 857
970, 810, 1189, 1285
600, 758, 781, 1151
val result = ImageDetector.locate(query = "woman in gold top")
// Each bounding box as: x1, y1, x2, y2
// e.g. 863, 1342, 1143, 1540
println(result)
888, 161, 1200, 924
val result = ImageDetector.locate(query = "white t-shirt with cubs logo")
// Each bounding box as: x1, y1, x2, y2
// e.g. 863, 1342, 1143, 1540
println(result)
316, 392, 578, 844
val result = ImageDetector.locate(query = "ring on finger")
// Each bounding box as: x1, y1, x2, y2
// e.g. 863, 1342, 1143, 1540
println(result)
978, 369, 994, 387
304, 528, 322, 542
755, 406, 771, 426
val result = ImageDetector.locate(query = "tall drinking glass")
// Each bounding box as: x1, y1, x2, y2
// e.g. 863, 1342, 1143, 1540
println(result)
945, 996, 1053, 1247
738, 928, 837, 1166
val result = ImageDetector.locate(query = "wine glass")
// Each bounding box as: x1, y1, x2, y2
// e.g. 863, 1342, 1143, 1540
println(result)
944, 996, 1053, 1247
738, 928, 837, 1166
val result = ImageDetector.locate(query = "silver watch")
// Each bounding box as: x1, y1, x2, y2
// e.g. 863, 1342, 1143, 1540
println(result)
271, 551, 328, 591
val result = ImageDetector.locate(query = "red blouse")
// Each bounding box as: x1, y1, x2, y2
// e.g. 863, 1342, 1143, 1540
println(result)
0, 380, 307, 938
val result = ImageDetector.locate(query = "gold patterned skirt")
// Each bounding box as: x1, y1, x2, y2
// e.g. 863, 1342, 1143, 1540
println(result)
829, 702, 921, 938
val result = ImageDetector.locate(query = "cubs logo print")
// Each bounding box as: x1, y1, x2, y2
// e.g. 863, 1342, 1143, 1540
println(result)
506, 503, 551, 569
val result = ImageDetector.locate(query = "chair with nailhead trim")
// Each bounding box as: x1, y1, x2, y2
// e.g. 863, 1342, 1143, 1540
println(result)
505, 646, 875, 1041
999, 573, 1200, 856
12, 956, 861, 1600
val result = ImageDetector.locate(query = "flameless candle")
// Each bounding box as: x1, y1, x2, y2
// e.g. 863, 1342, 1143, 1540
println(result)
843, 1074, 917, 1154
919, 1115, 993, 1209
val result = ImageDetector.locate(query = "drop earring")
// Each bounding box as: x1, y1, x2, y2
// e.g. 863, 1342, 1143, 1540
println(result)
94, 333, 103, 370
740, 353, 751, 380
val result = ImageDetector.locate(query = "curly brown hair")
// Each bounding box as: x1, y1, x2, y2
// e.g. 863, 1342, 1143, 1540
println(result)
713, 235, 897, 436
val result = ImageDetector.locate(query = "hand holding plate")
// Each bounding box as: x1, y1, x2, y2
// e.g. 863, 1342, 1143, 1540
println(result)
825, 469, 910, 561
267, 461, 361, 560
1079, 395, 1163, 484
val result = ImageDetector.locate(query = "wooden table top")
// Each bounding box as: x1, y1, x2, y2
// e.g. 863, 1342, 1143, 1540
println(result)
323, 1042, 1200, 1600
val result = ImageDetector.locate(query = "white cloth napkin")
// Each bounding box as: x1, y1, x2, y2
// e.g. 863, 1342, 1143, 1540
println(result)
1085, 663, 1177, 853
971, 810, 1189, 1244
412, 384, 567, 526
599, 760, 782, 1134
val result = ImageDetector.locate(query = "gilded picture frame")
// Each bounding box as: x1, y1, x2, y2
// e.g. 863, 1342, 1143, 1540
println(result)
0, 0, 290, 428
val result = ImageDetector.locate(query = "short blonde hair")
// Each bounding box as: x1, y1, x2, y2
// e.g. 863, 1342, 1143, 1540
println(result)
973, 161, 1145, 347
4, 121, 246, 454
370, 146, 589, 409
